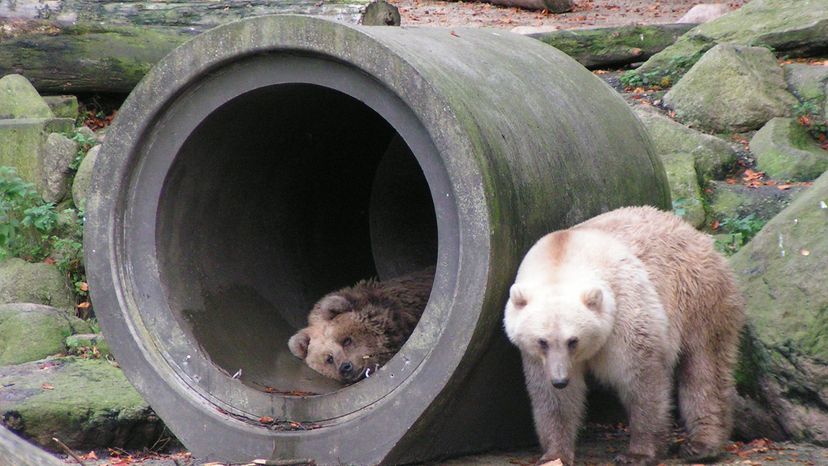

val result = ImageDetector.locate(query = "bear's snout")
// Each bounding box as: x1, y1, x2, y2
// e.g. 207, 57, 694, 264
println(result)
551, 378, 570, 389
339, 361, 354, 377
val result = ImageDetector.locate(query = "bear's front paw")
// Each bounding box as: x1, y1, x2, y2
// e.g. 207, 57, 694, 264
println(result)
535, 452, 571, 466
680, 441, 722, 463
613, 453, 659, 466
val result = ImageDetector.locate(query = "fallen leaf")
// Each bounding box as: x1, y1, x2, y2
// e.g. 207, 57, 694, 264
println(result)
41, 383, 54, 390
77, 302, 91, 309
258, 416, 274, 424
80, 282, 89, 292
800, 249, 810, 256
777, 184, 792, 190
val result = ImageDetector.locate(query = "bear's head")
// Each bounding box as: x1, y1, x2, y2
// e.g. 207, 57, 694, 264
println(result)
288, 295, 392, 384
503, 282, 616, 389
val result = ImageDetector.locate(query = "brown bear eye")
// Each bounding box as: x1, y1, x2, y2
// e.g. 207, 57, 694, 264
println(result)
567, 337, 579, 350
538, 339, 549, 350
326, 355, 334, 364
342, 337, 352, 347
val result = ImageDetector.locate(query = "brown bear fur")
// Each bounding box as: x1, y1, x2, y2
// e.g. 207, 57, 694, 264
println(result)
503, 206, 744, 465
288, 267, 433, 384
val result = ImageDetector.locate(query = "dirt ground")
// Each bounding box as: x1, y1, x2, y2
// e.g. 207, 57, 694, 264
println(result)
395, 0, 747, 30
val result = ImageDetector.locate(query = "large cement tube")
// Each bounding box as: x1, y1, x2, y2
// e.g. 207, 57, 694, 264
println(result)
85, 15, 670, 464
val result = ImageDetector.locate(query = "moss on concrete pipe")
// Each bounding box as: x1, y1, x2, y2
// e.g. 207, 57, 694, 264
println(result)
85, 15, 670, 464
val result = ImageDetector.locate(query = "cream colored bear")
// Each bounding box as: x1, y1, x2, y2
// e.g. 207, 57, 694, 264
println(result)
504, 206, 744, 465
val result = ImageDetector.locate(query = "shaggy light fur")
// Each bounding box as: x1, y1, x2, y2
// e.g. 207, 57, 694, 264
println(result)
289, 267, 433, 384
504, 206, 744, 466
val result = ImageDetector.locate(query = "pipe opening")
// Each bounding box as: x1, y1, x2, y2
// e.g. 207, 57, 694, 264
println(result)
155, 83, 438, 395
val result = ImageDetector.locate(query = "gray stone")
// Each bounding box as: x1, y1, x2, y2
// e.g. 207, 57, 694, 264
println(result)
0, 357, 167, 452
785, 63, 828, 107
76, 125, 95, 141
0, 75, 53, 119
731, 169, 828, 444
39, 133, 78, 203
0, 303, 91, 365
634, 106, 737, 182
709, 180, 807, 223
752, 117, 828, 181
72, 144, 100, 209
661, 152, 706, 228
664, 44, 797, 133
636, 0, 828, 82
361, 0, 400, 26
677, 4, 730, 24
65, 333, 110, 358
41, 95, 79, 120
0, 119, 74, 198
0, 258, 74, 311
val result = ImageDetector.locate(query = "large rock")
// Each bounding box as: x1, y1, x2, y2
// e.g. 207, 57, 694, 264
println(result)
39, 133, 78, 203
0, 118, 75, 199
677, 4, 730, 24
0, 357, 167, 452
708, 180, 807, 223
41, 95, 79, 120
0, 75, 53, 119
636, 0, 828, 82
661, 152, 706, 228
731, 169, 828, 444
752, 117, 828, 181
634, 107, 737, 182
71, 144, 101, 209
0, 303, 91, 365
0, 258, 74, 311
664, 44, 797, 133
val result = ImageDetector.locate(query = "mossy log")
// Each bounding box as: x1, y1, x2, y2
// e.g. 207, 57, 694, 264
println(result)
0, 0, 367, 93
530, 23, 696, 69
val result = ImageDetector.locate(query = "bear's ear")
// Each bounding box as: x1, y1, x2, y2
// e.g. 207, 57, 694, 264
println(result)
314, 295, 352, 321
581, 288, 603, 311
509, 284, 528, 309
288, 329, 312, 359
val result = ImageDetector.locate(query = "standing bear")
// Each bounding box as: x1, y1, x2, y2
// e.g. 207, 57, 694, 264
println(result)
503, 206, 744, 465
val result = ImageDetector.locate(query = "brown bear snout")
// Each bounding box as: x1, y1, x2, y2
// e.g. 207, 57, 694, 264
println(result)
339, 361, 355, 378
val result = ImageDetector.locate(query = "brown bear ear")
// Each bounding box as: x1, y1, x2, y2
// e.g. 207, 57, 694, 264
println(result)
315, 295, 353, 321
288, 329, 311, 359
509, 284, 528, 309
581, 288, 603, 311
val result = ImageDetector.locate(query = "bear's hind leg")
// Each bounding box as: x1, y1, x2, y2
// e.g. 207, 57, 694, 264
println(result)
677, 346, 733, 462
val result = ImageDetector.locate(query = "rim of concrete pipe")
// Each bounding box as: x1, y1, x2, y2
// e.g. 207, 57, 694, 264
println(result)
85, 15, 669, 464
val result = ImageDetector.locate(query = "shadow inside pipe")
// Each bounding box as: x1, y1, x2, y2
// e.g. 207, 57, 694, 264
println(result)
157, 83, 438, 395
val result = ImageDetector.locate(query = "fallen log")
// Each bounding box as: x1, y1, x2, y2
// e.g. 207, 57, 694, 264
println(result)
528, 23, 696, 69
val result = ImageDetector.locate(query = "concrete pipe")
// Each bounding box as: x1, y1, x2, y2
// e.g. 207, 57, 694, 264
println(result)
85, 15, 669, 464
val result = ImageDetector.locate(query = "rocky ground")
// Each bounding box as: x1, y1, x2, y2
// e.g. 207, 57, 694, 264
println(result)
395, 0, 747, 29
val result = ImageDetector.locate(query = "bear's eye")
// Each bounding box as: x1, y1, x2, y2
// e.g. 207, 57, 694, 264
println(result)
326, 355, 334, 364
342, 336, 352, 347
538, 339, 549, 351
567, 337, 579, 350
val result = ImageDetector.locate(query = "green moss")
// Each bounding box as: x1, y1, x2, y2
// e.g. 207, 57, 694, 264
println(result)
0, 258, 75, 311
734, 326, 769, 399
752, 118, 828, 181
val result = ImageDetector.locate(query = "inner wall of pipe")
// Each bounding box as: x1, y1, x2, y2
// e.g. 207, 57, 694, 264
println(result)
155, 84, 438, 394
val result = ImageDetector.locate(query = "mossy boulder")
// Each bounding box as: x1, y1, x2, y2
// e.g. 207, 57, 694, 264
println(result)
0, 118, 74, 191
731, 169, 828, 444
752, 117, 828, 181
634, 106, 737, 182
71, 144, 100, 209
0, 303, 91, 365
635, 0, 828, 82
0, 258, 74, 311
41, 95, 79, 120
708, 180, 807, 223
660, 152, 705, 228
0, 357, 167, 452
0, 75, 53, 119
663, 44, 797, 133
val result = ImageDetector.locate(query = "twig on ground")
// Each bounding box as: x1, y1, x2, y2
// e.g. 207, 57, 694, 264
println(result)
52, 437, 87, 466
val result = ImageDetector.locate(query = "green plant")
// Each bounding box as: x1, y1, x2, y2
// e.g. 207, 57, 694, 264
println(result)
793, 101, 828, 142
714, 214, 767, 255
0, 167, 57, 261
68, 129, 97, 171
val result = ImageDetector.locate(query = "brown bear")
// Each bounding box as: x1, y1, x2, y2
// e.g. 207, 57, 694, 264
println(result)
503, 206, 744, 465
288, 267, 434, 384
